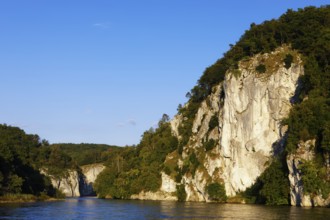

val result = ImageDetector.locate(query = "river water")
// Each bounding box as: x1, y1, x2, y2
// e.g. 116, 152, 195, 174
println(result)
0, 197, 329, 219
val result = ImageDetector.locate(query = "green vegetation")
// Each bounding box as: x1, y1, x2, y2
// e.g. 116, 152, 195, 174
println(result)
49, 143, 118, 166
208, 115, 219, 131
189, 6, 330, 103
206, 182, 227, 202
284, 54, 294, 69
94, 118, 178, 199
255, 64, 266, 73
243, 158, 290, 205
0, 124, 64, 199
176, 184, 187, 202
204, 139, 216, 151
299, 160, 330, 198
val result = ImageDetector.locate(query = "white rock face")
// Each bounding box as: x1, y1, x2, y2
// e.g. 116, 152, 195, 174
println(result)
131, 191, 177, 201
81, 164, 105, 196
220, 48, 303, 195
161, 47, 304, 201
287, 140, 330, 207
43, 163, 105, 197
47, 170, 80, 197
160, 172, 177, 193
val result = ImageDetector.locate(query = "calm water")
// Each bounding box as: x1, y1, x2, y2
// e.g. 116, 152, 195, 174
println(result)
0, 197, 330, 220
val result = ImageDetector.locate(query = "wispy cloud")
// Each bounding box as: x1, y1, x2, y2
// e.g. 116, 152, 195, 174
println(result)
128, 119, 136, 126
116, 122, 125, 127
116, 119, 137, 127
93, 22, 110, 29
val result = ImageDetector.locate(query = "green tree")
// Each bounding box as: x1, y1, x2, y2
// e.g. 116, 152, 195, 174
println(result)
206, 182, 227, 202
176, 184, 187, 202
8, 175, 23, 194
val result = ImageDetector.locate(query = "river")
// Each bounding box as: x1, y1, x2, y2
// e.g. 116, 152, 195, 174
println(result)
0, 197, 329, 219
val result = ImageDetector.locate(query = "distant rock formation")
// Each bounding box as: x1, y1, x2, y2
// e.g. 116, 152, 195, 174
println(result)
43, 163, 105, 197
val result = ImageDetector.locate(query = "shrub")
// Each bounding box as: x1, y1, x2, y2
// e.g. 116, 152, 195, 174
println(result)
204, 139, 216, 151
299, 160, 323, 196
209, 115, 219, 131
255, 64, 266, 73
206, 182, 227, 202
176, 184, 187, 202
284, 54, 293, 69
163, 166, 171, 176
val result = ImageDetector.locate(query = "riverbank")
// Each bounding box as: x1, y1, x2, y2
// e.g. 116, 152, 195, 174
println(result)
0, 193, 63, 204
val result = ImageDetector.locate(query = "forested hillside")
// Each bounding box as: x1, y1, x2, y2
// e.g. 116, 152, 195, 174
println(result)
0, 124, 62, 200
50, 143, 119, 166
0, 124, 120, 201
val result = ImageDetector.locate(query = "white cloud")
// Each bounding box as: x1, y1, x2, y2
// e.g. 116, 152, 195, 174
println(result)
93, 22, 110, 29
128, 119, 136, 126
116, 122, 125, 127
116, 119, 137, 127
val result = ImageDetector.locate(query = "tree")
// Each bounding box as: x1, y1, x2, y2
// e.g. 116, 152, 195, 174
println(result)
206, 183, 227, 202
8, 175, 23, 194
176, 184, 187, 202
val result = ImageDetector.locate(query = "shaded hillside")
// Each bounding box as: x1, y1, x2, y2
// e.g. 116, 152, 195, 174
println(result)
0, 124, 62, 199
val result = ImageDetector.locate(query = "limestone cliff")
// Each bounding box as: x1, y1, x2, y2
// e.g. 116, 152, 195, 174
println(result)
80, 164, 105, 196
155, 46, 304, 202
42, 169, 80, 197
43, 163, 105, 197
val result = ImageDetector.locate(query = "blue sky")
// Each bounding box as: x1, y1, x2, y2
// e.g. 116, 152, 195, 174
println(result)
0, 0, 328, 146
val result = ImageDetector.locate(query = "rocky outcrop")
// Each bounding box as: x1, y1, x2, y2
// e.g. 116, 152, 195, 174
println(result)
80, 164, 105, 196
43, 163, 105, 197
131, 191, 177, 201
219, 47, 302, 196
130, 172, 177, 201
163, 46, 303, 201
287, 140, 330, 206
42, 170, 81, 197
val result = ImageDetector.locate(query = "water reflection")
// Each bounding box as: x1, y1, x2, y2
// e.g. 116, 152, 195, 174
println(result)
0, 198, 329, 220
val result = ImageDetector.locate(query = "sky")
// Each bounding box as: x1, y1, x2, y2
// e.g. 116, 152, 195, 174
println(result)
0, 0, 328, 146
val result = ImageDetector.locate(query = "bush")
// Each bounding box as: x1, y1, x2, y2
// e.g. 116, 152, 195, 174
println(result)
283, 54, 293, 69
163, 166, 171, 176
255, 64, 266, 73
204, 139, 216, 151
259, 159, 290, 205
299, 160, 326, 197
206, 183, 227, 202
243, 158, 290, 205
209, 115, 219, 131
176, 184, 187, 202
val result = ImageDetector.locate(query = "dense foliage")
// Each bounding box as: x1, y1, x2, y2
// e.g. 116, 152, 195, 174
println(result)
94, 117, 178, 199
49, 143, 118, 166
190, 6, 329, 102
206, 183, 227, 202
0, 124, 62, 198
176, 184, 187, 202
244, 158, 290, 205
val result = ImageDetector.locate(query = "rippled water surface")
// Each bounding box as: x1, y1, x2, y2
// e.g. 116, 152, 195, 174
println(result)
1, 197, 330, 219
